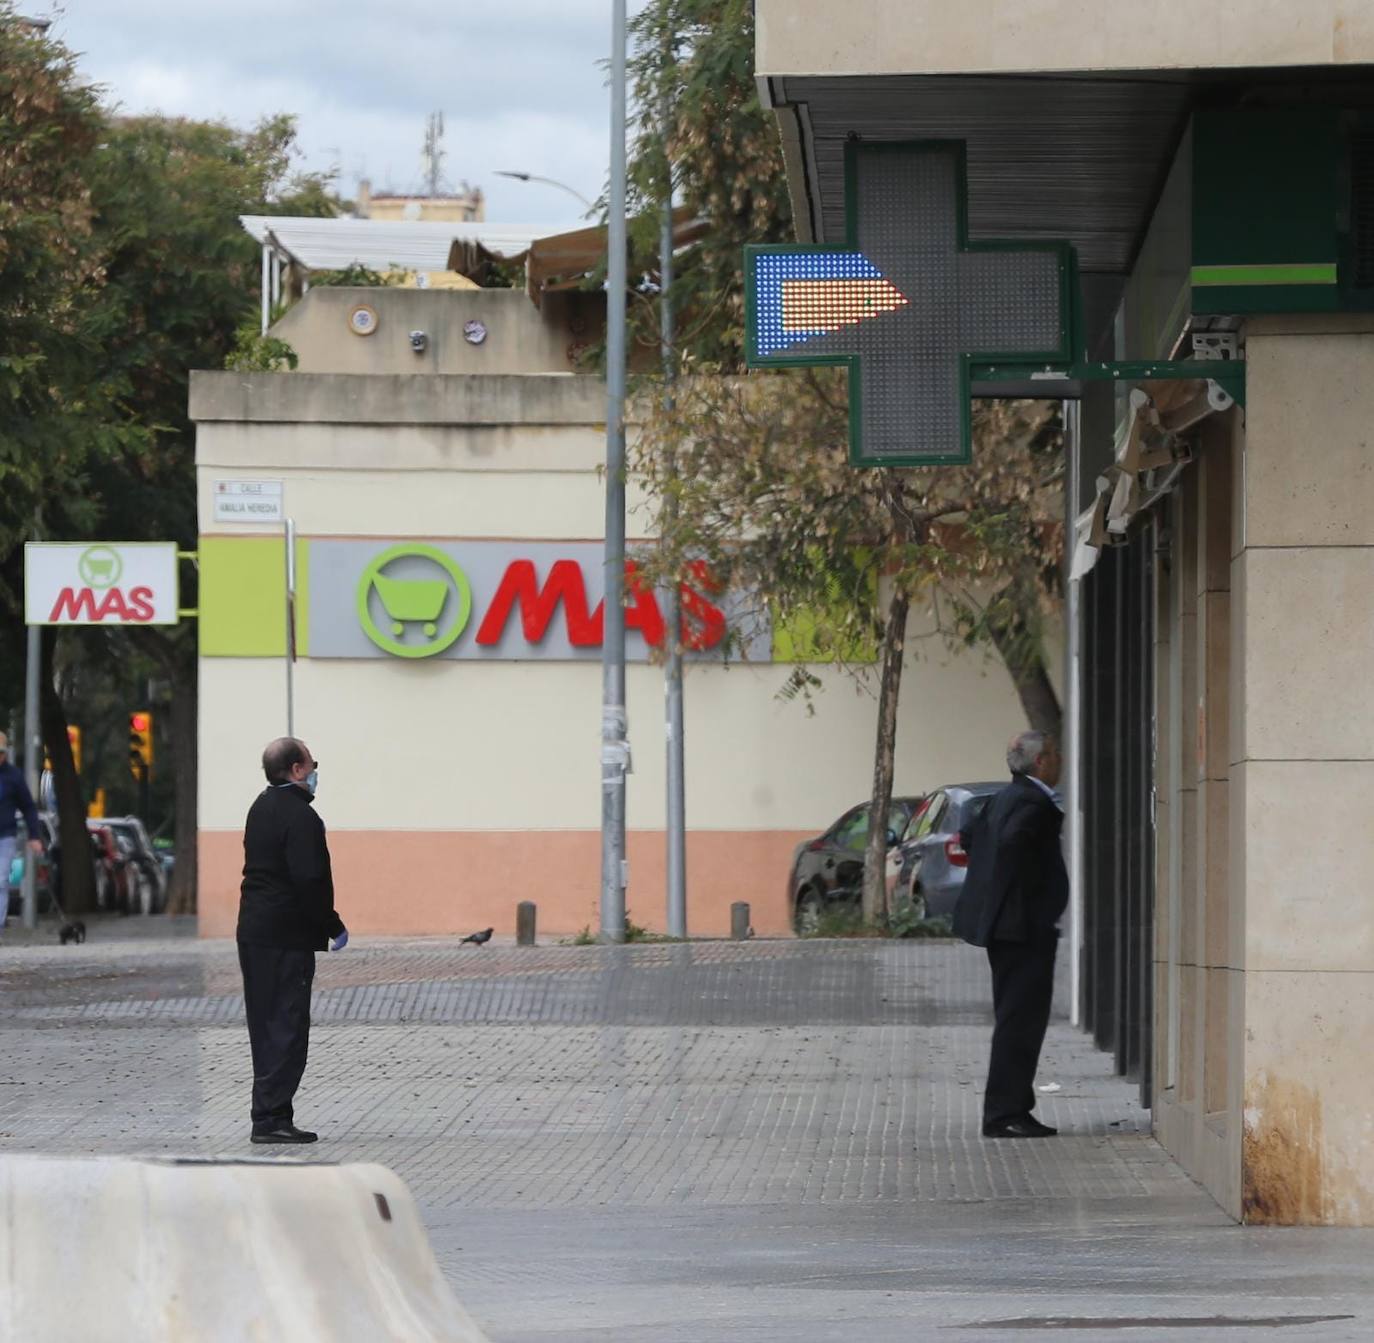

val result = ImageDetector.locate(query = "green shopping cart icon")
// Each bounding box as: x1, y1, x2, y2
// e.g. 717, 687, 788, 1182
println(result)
373, 573, 450, 638
78, 545, 123, 589
356, 545, 472, 659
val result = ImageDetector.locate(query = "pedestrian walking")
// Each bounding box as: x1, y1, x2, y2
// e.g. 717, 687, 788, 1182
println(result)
953, 730, 1067, 1138
0, 732, 44, 937
237, 737, 348, 1144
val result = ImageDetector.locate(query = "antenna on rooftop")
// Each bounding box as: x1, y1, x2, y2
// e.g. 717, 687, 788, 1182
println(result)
421, 111, 446, 197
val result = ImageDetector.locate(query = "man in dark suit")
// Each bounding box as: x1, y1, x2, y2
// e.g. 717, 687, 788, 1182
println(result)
238, 737, 348, 1144
953, 730, 1068, 1138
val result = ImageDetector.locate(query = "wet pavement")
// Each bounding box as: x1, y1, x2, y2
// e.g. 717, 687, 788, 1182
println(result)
1, 928, 1371, 1340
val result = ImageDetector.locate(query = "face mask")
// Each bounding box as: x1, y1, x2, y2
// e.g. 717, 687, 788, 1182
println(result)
303, 769, 319, 796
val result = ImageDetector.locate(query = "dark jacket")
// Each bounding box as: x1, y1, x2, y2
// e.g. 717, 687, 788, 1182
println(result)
238, 784, 345, 950
952, 773, 1068, 948
0, 761, 40, 842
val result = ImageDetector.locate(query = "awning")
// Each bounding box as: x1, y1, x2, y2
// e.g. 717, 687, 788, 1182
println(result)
240, 216, 577, 274
1070, 378, 1234, 580
447, 208, 707, 306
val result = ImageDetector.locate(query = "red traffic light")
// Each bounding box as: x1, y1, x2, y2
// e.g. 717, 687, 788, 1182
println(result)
130, 713, 150, 732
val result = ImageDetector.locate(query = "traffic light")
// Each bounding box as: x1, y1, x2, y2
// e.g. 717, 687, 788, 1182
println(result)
129, 710, 153, 780
43, 725, 82, 774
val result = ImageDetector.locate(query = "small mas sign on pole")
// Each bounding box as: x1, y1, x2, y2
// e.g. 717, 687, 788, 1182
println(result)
25, 543, 179, 626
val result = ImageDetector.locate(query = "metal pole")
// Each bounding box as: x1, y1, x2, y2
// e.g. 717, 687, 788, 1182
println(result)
1065, 401, 1083, 1027
21, 624, 40, 929
260, 243, 271, 336
285, 519, 297, 738
660, 60, 686, 941
600, 0, 629, 943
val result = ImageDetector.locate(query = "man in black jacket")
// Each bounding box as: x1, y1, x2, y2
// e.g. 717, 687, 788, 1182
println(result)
238, 737, 347, 1144
953, 730, 1068, 1139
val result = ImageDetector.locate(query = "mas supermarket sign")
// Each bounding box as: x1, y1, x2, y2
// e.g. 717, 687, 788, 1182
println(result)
309, 540, 771, 662
25, 543, 179, 627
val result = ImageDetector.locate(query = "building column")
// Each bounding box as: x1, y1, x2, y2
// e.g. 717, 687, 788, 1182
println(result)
1236, 315, 1374, 1225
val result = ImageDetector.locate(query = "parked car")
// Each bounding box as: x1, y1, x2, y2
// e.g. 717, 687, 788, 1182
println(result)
789, 796, 926, 933
104, 817, 167, 915
88, 822, 134, 914
885, 782, 1005, 920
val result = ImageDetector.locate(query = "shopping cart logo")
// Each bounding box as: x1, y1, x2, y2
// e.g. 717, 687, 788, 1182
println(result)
78, 545, 123, 590
356, 544, 473, 659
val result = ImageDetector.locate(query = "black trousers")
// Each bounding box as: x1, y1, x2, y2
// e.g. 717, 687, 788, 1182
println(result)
983, 930, 1058, 1123
238, 943, 315, 1131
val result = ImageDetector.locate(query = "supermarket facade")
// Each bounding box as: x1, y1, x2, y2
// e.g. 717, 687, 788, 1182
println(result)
190, 292, 1043, 946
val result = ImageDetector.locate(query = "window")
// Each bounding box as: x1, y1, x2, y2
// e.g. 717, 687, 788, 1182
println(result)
834, 807, 870, 851
911, 792, 946, 841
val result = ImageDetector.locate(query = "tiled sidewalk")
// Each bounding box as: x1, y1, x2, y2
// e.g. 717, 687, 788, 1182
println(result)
1, 935, 1370, 1340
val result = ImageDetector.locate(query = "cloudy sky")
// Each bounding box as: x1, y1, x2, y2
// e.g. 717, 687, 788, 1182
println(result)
40, 1, 650, 227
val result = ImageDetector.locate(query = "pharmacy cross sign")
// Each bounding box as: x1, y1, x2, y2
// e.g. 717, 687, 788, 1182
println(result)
745, 141, 1074, 466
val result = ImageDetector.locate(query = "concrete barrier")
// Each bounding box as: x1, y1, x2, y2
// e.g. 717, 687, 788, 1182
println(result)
0, 1155, 490, 1342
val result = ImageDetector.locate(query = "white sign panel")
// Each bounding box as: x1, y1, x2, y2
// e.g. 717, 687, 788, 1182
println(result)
213, 479, 283, 524
25, 543, 179, 627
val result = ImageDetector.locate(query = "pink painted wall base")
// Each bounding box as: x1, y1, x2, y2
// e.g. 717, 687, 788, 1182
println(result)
197, 828, 808, 940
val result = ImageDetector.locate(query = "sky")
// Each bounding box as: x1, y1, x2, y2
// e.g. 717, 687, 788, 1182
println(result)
38, 1, 652, 228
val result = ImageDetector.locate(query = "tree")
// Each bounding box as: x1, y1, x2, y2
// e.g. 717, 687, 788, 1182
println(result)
0, 8, 124, 913
2, 6, 340, 915
627, 0, 1064, 924
76, 112, 336, 912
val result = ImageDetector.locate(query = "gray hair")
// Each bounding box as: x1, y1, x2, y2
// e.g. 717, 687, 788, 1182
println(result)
1007, 730, 1049, 776
262, 736, 308, 784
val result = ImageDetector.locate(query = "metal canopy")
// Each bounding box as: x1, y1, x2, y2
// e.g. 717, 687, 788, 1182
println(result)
775, 73, 1193, 276
239, 216, 573, 274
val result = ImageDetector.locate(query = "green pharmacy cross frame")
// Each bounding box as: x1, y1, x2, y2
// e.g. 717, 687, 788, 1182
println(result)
745, 141, 1075, 467
744, 141, 1248, 466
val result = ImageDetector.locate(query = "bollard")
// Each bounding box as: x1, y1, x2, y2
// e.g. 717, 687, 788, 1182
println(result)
730, 901, 750, 941
516, 901, 537, 947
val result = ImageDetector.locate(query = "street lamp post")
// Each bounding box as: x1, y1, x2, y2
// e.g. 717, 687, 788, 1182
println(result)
493, 171, 595, 214
600, 0, 630, 943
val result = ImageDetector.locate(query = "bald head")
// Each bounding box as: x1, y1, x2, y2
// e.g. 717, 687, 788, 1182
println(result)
1007, 730, 1061, 788
262, 737, 310, 785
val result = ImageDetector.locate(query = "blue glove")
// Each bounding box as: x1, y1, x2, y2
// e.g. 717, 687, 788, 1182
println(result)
329, 929, 349, 951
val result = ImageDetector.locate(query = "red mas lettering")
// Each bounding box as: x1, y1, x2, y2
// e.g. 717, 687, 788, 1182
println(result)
475, 559, 600, 646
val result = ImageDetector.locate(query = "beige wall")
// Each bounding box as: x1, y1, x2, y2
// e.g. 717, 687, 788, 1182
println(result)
1154, 414, 1244, 1218
271, 289, 597, 377
194, 371, 1057, 940
1157, 318, 1374, 1224
756, 1, 1374, 77
1233, 318, 1374, 1225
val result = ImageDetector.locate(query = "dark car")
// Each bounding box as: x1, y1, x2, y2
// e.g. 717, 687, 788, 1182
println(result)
888, 782, 1005, 919
104, 817, 167, 915
789, 796, 925, 934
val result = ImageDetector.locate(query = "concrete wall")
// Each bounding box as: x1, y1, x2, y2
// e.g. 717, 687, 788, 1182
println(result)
1233, 316, 1374, 1225
756, 1, 1374, 77
1153, 413, 1244, 1219
1155, 316, 1374, 1225
193, 370, 1056, 941
271, 288, 600, 377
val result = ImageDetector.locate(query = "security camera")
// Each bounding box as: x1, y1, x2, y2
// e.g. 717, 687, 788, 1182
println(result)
409, 330, 428, 354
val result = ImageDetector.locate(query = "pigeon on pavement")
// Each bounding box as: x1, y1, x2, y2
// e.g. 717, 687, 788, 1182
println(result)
460, 927, 494, 946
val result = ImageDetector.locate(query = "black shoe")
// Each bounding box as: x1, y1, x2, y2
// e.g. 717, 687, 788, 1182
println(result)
250, 1124, 318, 1144
982, 1115, 1058, 1138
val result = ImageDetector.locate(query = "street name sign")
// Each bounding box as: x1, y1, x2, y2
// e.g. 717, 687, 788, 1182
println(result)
745, 141, 1073, 466
25, 542, 179, 626
213, 479, 284, 524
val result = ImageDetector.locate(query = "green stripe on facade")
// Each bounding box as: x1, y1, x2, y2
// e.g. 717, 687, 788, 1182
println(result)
199, 536, 309, 657
1191, 263, 1337, 287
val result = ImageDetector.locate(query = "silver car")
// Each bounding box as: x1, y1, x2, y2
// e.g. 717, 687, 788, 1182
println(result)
889, 782, 1003, 919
